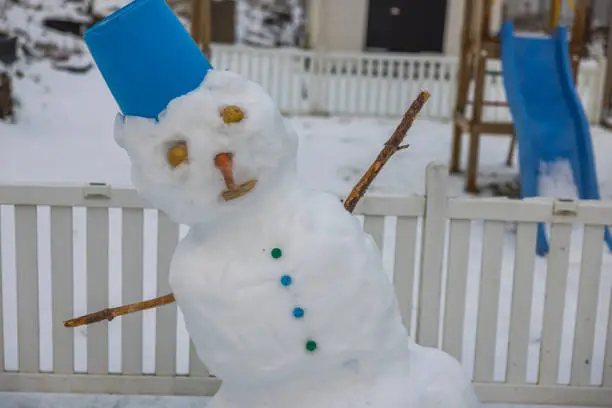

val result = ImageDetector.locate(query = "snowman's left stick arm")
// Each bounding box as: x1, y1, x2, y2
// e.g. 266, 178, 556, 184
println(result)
343, 90, 430, 212
63, 90, 431, 328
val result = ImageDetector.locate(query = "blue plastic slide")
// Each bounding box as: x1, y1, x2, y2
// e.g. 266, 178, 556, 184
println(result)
500, 21, 612, 256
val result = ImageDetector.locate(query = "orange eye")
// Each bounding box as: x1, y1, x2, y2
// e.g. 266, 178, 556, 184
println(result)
168, 142, 188, 168
221, 105, 245, 124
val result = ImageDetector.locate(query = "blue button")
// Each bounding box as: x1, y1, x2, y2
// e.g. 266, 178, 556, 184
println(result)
280, 275, 292, 286
293, 307, 305, 319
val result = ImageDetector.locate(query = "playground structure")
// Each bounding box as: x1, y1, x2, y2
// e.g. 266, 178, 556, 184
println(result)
452, 0, 612, 254
451, 0, 590, 193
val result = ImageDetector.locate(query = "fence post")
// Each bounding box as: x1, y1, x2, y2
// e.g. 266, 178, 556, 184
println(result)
416, 162, 449, 348
309, 48, 326, 115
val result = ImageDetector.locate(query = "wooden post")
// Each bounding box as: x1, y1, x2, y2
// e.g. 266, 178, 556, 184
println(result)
450, 0, 475, 174
200, 0, 212, 59
602, 13, 612, 123
191, 0, 212, 59
465, 0, 491, 193
481, 0, 492, 40
191, 0, 202, 41
0, 72, 14, 121
451, 0, 515, 192
570, 0, 590, 82
548, 0, 558, 34
466, 51, 487, 193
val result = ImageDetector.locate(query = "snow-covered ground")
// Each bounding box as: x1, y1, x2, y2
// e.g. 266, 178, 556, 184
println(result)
1, 61, 612, 408
6, 61, 612, 197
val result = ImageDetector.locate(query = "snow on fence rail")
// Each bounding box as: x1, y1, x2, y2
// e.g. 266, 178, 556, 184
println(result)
0, 163, 611, 405
209, 44, 607, 123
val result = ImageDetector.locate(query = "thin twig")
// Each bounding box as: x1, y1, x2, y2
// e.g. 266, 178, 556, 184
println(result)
63, 91, 430, 328
64, 294, 176, 327
343, 91, 430, 213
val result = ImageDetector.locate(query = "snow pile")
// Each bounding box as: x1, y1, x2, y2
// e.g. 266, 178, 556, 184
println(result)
0, 0, 196, 121
538, 160, 579, 199
0, 0, 92, 68
237, 0, 306, 48
0, 0, 93, 121
0, 0, 190, 69
92, 0, 133, 17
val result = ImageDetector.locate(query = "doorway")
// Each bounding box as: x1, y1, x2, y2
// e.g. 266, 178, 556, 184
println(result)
365, 0, 448, 53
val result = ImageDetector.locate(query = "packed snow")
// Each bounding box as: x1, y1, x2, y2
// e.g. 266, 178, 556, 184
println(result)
1, 56, 612, 408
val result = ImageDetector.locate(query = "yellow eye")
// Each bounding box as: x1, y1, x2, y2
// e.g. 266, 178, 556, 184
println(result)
221, 105, 245, 124
168, 142, 188, 168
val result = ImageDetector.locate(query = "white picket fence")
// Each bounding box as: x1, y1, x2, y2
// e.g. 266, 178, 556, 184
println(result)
209, 44, 608, 123
0, 163, 611, 406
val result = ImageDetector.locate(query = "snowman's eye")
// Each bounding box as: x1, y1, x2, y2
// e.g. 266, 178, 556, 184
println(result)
220, 105, 245, 124
167, 141, 188, 168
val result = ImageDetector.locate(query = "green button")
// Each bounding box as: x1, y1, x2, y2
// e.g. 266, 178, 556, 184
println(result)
271, 248, 282, 259
305, 340, 317, 352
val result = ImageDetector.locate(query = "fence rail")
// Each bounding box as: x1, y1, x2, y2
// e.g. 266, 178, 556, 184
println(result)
209, 44, 607, 123
0, 163, 611, 406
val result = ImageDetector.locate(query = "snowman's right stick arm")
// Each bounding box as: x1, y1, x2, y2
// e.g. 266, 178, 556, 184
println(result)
63, 90, 431, 328
64, 294, 176, 327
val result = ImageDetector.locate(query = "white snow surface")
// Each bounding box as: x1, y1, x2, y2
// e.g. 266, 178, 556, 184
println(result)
116, 69, 477, 408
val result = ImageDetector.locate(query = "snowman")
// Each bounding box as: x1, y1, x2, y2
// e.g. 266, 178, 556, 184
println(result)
85, 1, 479, 407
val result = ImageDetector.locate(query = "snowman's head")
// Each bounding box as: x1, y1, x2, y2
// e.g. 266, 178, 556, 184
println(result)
114, 69, 299, 225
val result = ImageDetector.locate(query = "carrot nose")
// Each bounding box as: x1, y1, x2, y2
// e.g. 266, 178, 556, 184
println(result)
214, 152, 237, 191
213, 152, 258, 201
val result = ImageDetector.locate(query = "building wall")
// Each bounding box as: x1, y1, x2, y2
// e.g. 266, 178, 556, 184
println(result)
307, 0, 462, 55
308, 0, 504, 56
307, 0, 368, 52
444, 0, 466, 55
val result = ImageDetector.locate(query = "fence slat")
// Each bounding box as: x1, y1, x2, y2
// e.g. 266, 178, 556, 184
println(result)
50, 207, 74, 374
0, 207, 3, 372
189, 340, 209, 377
571, 225, 605, 386
393, 216, 418, 332
122, 208, 144, 375
155, 212, 179, 376
15, 205, 39, 373
417, 163, 448, 347
363, 215, 385, 250
539, 223, 573, 385
396, 61, 406, 114
443, 219, 471, 362
474, 220, 506, 382
87, 208, 109, 375
507, 222, 538, 384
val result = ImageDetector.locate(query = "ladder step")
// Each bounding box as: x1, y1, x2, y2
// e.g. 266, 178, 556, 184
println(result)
466, 100, 508, 107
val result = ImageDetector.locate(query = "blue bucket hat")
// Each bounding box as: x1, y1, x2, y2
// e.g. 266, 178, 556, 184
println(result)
84, 0, 213, 119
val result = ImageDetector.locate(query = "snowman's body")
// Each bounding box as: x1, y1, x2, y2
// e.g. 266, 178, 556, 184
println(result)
114, 69, 478, 408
